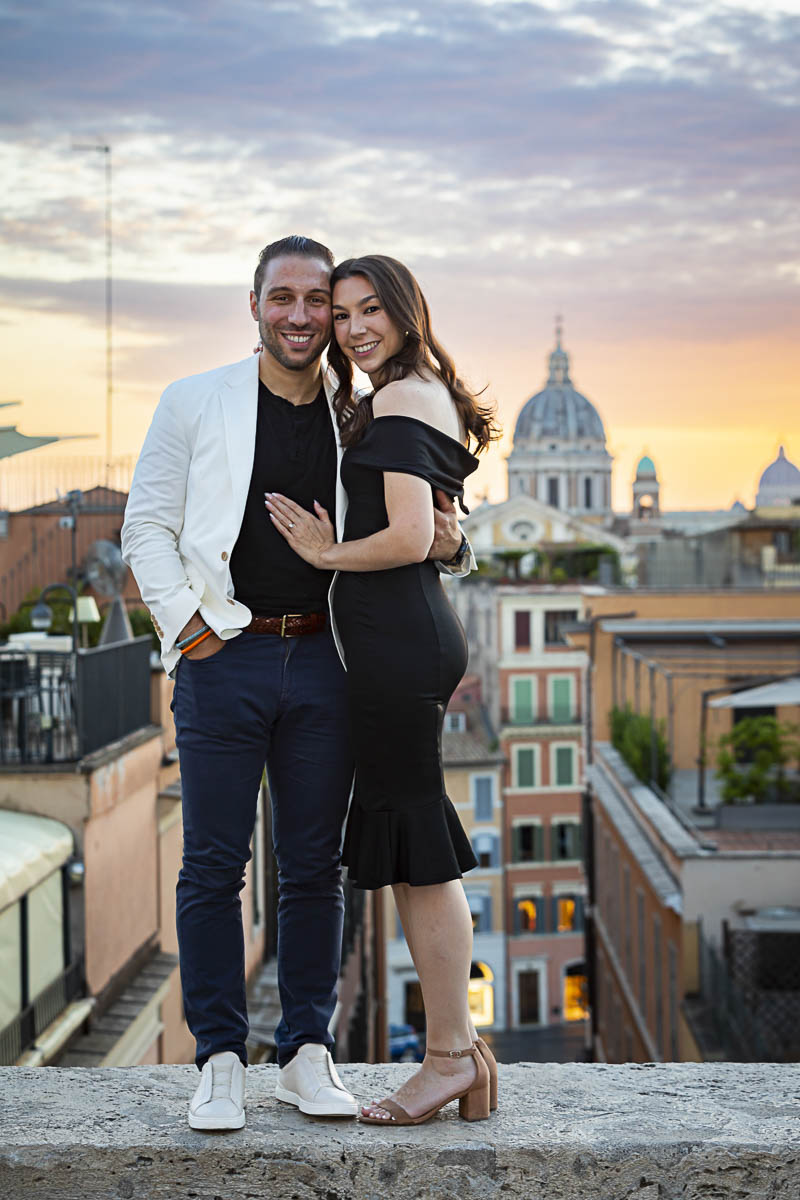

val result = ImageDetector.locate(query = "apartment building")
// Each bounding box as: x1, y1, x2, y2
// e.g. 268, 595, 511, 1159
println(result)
385, 675, 505, 1033
497, 586, 589, 1029
565, 599, 800, 1063
445, 580, 591, 1034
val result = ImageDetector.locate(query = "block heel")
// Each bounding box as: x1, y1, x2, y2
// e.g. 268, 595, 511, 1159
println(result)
458, 1077, 490, 1121
474, 1036, 498, 1111
359, 1045, 491, 1126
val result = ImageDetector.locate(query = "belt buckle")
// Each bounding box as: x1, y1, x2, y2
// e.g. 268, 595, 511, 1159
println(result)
280, 613, 302, 637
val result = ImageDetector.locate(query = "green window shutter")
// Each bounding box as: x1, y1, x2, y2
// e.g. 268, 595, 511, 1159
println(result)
550, 823, 559, 861
517, 748, 535, 788
552, 678, 571, 722
513, 678, 534, 723
533, 825, 544, 862
511, 825, 520, 863
555, 746, 574, 786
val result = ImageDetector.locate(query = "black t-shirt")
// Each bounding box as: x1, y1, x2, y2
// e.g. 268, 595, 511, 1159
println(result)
230, 381, 337, 616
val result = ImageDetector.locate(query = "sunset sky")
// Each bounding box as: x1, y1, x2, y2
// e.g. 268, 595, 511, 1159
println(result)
1, 0, 798, 512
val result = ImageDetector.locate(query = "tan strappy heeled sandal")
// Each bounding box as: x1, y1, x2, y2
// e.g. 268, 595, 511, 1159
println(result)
359, 1045, 490, 1125
474, 1037, 499, 1111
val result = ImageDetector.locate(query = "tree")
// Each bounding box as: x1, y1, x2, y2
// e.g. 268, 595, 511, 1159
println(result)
610, 704, 671, 792
716, 716, 800, 805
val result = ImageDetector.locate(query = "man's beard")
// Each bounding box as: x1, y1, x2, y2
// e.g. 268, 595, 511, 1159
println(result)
259, 317, 324, 372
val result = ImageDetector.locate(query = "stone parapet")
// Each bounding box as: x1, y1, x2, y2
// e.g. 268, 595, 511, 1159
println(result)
1, 1062, 798, 1199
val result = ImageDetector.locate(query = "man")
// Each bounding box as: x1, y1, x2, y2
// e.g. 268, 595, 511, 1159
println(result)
121, 235, 472, 1130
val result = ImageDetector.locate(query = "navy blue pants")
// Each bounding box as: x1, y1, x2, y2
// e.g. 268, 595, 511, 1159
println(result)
172, 629, 353, 1069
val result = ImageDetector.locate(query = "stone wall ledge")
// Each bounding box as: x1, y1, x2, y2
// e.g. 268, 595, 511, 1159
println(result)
1, 1062, 798, 1200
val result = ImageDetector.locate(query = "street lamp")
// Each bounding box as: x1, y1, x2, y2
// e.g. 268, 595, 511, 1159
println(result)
31, 583, 79, 653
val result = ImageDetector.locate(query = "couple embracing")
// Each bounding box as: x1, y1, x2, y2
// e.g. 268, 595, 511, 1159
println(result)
121, 235, 499, 1130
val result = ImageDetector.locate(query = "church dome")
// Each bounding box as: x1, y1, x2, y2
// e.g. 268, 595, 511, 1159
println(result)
513, 326, 606, 446
636, 455, 657, 479
756, 445, 800, 506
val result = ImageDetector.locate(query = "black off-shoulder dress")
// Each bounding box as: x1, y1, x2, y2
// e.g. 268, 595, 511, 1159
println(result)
334, 415, 480, 890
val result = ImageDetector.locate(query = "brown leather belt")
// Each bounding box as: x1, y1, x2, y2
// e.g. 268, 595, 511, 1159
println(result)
245, 612, 327, 637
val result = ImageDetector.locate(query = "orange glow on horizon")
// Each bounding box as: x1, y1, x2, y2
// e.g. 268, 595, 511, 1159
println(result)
1, 303, 797, 517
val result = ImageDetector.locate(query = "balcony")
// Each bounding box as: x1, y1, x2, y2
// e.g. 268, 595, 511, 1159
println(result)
500, 707, 582, 730
0, 637, 153, 765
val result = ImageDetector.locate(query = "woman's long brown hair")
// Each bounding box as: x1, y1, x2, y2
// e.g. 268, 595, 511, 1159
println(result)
328, 255, 500, 452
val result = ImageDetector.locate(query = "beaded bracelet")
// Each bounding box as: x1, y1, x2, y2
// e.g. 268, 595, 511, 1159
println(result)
175, 623, 211, 651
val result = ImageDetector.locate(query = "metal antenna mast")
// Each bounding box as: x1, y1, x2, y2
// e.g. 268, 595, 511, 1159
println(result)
73, 141, 112, 486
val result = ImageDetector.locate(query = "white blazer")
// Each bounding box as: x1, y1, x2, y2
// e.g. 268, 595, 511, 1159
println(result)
122, 354, 470, 675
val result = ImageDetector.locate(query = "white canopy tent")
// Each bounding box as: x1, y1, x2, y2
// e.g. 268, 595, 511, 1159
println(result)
710, 677, 800, 709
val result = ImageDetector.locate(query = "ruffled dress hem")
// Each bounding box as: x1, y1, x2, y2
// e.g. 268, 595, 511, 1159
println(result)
342, 793, 478, 890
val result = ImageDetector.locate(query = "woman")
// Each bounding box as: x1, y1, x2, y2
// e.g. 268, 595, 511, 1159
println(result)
265, 255, 499, 1126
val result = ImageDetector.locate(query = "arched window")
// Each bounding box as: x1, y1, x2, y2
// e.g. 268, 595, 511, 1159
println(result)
468, 961, 495, 1027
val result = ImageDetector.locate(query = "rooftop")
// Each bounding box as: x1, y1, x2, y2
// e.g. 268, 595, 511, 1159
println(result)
442, 728, 503, 765
599, 618, 800, 638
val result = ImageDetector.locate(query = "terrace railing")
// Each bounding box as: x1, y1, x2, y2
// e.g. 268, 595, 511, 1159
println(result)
0, 636, 152, 766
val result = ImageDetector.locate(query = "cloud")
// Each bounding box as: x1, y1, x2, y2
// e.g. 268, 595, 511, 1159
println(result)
1, 0, 798, 490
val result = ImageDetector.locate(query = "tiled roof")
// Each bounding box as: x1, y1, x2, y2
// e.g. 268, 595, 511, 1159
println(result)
443, 729, 504, 766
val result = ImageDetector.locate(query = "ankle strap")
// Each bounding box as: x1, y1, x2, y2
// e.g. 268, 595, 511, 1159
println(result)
427, 1046, 477, 1059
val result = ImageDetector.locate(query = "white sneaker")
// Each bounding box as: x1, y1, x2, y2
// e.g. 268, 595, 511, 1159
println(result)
188, 1051, 246, 1130
275, 1043, 358, 1117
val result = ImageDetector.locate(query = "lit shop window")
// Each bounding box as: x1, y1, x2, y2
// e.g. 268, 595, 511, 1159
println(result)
468, 961, 495, 1028
515, 896, 544, 934
564, 963, 590, 1021
556, 895, 585, 933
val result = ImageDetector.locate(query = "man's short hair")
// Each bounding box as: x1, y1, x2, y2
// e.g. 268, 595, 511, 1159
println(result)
253, 235, 334, 297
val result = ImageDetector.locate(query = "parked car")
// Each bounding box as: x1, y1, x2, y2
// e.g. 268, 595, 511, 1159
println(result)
389, 1023, 424, 1062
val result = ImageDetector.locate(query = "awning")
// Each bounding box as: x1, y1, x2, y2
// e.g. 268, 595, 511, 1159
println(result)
710, 677, 800, 709
0, 810, 73, 911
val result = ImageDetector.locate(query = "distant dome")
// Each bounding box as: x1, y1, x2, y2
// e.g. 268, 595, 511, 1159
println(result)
636, 455, 657, 479
756, 445, 800, 506
513, 329, 606, 446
